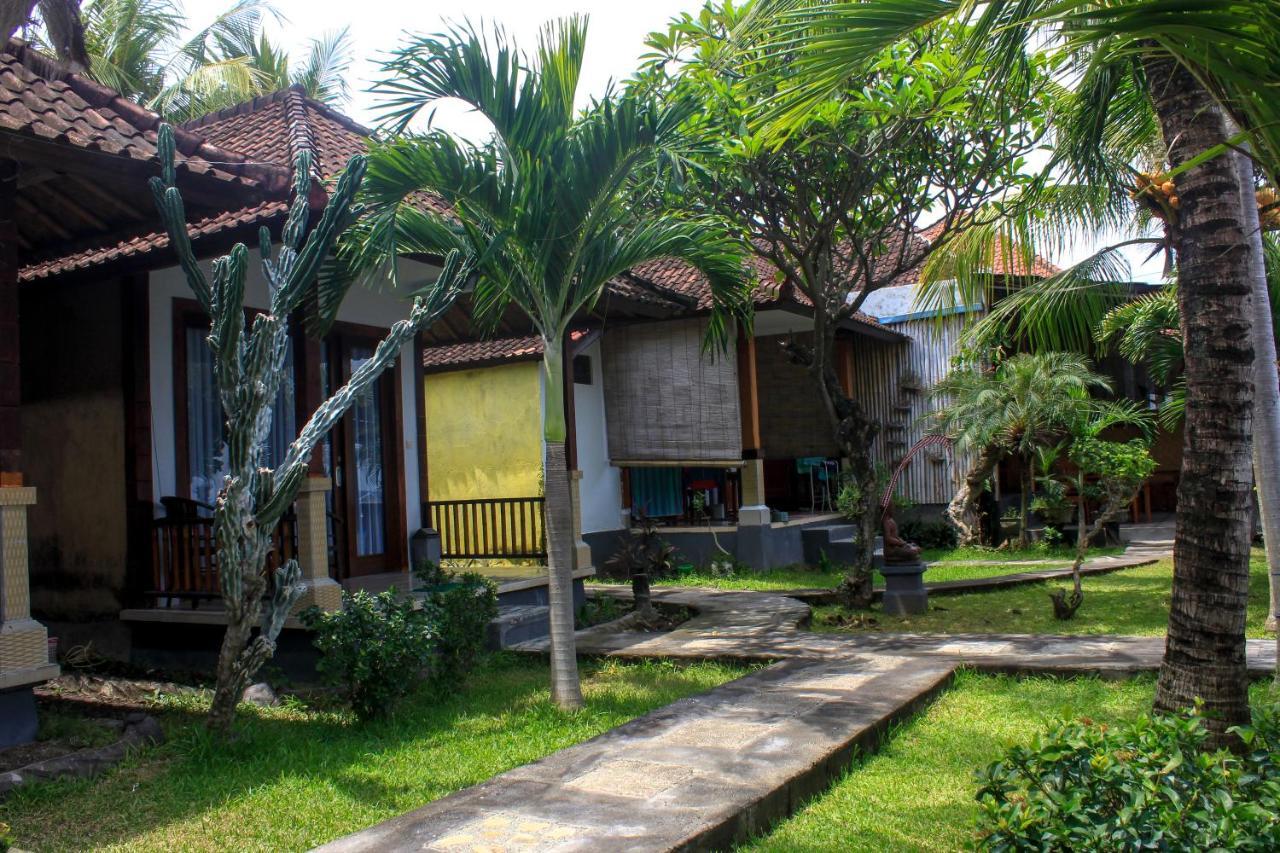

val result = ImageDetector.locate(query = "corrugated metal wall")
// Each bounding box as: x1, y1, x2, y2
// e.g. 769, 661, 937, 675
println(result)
848, 315, 974, 505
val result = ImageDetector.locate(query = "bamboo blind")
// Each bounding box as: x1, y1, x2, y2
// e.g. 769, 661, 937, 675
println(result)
601, 318, 743, 464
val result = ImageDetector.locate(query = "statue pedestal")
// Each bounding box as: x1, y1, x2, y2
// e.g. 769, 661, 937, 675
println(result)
880, 561, 929, 616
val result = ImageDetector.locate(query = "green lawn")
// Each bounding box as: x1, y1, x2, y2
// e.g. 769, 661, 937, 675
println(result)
744, 673, 1275, 852
918, 544, 1125, 563
0, 655, 749, 852
816, 551, 1272, 638
592, 544, 1123, 593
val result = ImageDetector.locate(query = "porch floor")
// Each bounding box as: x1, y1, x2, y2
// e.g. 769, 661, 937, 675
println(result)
120, 566, 596, 627
647, 511, 843, 534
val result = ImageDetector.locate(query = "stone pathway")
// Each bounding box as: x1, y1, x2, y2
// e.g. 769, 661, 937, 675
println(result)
316, 656, 955, 852
540, 586, 1277, 678
319, 522, 1280, 852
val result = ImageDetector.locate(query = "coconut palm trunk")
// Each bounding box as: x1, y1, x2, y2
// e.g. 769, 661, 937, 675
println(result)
1235, 153, 1280, 637
540, 338, 583, 709
1145, 55, 1255, 740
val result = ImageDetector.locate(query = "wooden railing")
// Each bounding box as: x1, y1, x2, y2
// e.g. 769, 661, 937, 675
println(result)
148, 503, 299, 606
427, 497, 546, 561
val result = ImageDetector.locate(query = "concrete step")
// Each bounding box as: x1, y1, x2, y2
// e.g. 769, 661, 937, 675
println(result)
800, 525, 856, 564
486, 605, 550, 650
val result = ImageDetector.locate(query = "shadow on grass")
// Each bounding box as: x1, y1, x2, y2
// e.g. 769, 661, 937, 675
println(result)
1, 655, 745, 851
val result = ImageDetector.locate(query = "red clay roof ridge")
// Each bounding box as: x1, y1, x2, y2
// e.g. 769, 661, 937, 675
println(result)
180, 84, 374, 140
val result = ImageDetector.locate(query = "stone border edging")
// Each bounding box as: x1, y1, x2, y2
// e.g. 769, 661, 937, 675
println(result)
0, 712, 164, 798
785, 556, 1158, 605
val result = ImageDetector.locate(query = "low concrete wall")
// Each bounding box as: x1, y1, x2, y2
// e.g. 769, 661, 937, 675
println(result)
586, 517, 843, 574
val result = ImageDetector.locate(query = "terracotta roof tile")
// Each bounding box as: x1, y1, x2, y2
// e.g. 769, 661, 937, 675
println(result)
0, 39, 288, 193
21, 82, 452, 281
422, 329, 590, 371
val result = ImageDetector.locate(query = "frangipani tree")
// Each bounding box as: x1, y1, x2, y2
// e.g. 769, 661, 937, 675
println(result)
344, 18, 751, 709
749, 0, 1280, 745
150, 124, 470, 733
630, 1, 1051, 598
1037, 399, 1155, 619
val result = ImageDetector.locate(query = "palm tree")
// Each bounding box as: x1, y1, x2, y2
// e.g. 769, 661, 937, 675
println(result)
749, 0, 1278, 745
23, 0, 351, 120
930, 353, 1111, 548
344, 18, 751, 709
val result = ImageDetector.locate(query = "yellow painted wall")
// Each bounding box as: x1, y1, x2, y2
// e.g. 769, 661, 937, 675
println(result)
424, 362, 543, 501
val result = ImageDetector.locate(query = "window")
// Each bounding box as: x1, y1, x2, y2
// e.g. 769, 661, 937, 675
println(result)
184, 324, 296, 505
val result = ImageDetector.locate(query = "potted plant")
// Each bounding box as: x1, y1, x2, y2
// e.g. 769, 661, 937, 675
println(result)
1030, 478, 1073, 525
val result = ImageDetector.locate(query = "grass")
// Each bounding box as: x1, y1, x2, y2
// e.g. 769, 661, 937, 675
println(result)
744, 673, 1276, 852
0, 655, 750, 852
742, 671, 1157, 852
815, 551, 1272, 638
592, 544, 1124, 593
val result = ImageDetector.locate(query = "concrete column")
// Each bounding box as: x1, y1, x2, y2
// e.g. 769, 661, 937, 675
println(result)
568, 470, 593, 572
738, 458, 770, 526
290, 476, 342, 613
0, 485, 58, 750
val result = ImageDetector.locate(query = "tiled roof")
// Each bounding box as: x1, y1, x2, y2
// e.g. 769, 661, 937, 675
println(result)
0, 39, 288, 193
907, 222, 1060, 280
422, 329, 590, 371
20, 83, 448, 281
625, 252, 894, 335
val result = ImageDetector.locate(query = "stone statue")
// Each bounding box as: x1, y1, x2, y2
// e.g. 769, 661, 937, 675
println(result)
881, 506, 922, 564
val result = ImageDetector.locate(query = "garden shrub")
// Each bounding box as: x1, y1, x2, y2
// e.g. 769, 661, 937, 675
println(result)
425, 572, 498, 688
302, 589, 438, 720
899, 519, 958, 550
975, 696, 1280, 851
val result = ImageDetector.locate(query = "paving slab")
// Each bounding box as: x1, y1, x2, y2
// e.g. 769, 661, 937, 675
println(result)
315, 656, 954, 853
548, 586, 1277, 677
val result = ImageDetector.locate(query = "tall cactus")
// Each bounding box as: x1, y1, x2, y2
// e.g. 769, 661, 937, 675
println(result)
150, 125, 469, 733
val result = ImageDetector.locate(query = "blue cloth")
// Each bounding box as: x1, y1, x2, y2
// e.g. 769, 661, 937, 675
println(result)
630, 468, 683, 518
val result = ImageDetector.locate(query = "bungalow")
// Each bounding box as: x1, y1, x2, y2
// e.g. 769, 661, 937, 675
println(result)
3, 44, 452, 682
419, 253, 909, 573
0, 39, 294, 744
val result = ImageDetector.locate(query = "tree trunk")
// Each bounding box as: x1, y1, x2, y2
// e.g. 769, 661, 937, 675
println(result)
1235, 152, 1280, 636
541, 342, 583, 710
1145, 54, 1254, 745
1, 0, 38, 44
806, 317, 879, 604
947, 443, 1001, 546
1017, 460, 1032, 549
207, 603, 261, 732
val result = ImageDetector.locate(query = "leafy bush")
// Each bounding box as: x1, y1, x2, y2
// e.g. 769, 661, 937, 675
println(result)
425, 572, 498, 688
302, 589, 438, 721
975, 696, 1280, 851
899, 519, 958, 550
0, 820, 12, 853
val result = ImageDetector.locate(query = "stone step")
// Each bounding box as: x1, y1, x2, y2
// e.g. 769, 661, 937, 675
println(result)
486, 605, 550, 650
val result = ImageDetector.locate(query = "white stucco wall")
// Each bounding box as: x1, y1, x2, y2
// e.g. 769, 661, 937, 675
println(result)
573, 339, 623, 534
147, 256, 438, 542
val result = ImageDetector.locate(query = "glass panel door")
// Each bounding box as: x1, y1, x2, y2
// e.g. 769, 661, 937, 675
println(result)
184, 325, 294, 506
349, 345, 387, 557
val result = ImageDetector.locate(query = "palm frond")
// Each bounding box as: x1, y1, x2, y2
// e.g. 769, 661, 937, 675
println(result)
292, 27, 353, 105
960, 238, 1162, 353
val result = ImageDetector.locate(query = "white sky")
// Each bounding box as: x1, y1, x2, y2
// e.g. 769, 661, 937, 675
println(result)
180, 0, 1164, 282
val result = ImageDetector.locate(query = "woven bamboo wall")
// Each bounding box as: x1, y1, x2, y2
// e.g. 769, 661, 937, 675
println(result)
756, 333, 838, 458
848, 314, 975, 505
601, 318, 742, 464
